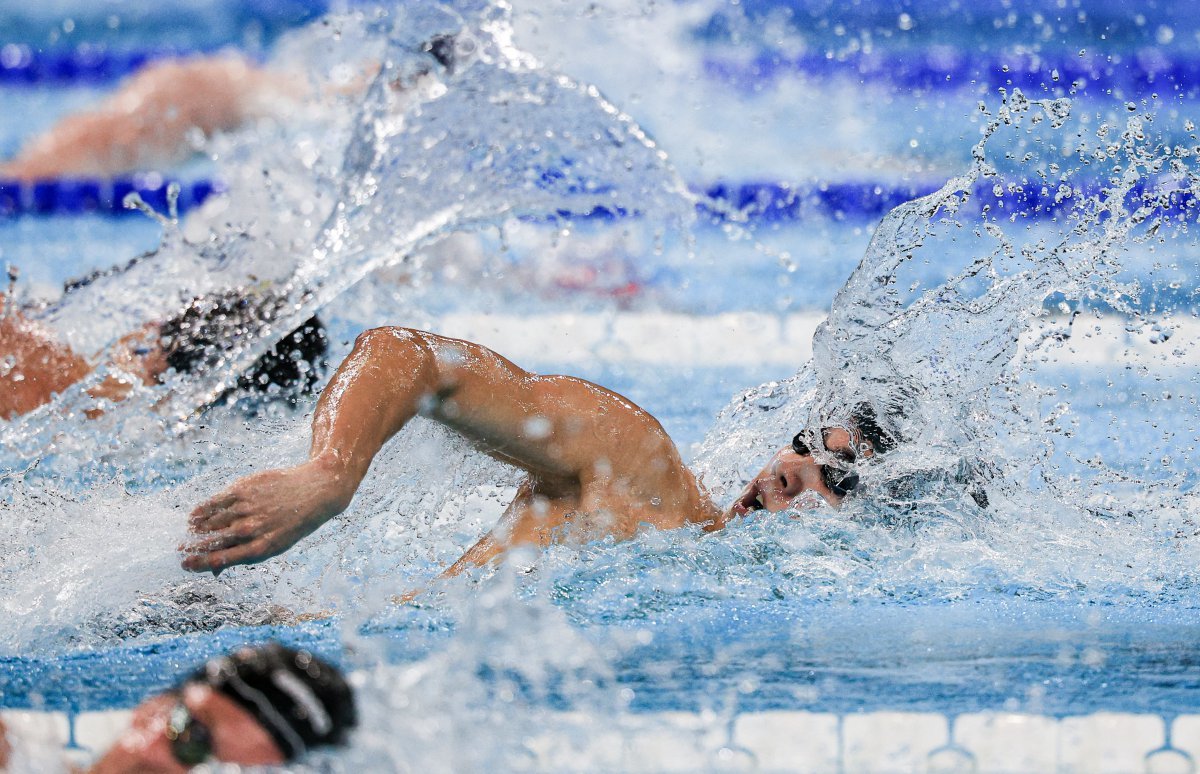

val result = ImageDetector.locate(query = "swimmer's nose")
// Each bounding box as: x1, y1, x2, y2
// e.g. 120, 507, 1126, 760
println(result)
775, 455, 809, 498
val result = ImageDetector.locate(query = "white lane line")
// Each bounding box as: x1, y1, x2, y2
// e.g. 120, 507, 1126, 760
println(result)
426, 311, 822, 367
2, 707, 1187, 773
421, 311, 1200, 369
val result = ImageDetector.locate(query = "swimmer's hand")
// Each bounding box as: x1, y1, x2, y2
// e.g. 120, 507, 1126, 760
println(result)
391, 588, 426, 606
182, 458, 354, 575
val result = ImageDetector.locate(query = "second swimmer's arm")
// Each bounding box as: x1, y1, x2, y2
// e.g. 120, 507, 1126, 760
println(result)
1, 55, 295, 180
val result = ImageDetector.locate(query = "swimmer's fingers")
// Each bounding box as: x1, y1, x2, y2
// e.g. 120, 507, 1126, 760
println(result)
189, 493, 252, 532
189, 507, 249, 533
181, 536, 274, 575
390, 588, 426, 606
189, 490, 239, 525
178, 522, 264, 567
181, 526, 255, 555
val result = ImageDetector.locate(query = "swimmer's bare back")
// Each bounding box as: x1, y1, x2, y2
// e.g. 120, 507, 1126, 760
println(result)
184, 327, 727, 577
0, 55, 297, 180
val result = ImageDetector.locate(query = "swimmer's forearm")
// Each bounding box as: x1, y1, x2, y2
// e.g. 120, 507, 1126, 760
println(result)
305, 328, 440, 500
186, 329, 447, 573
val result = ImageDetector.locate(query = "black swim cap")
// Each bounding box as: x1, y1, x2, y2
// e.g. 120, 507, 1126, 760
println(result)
188, 643, 357, 761
159, 290, 328, 402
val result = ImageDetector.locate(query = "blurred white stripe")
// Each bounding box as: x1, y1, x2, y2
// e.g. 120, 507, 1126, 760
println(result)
424, 311, 1200, 370
4, 706, 1189, 773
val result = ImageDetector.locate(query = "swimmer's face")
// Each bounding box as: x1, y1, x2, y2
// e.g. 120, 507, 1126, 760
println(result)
111, 323, 170, 385
89, 682, 285, 772
729, 427, 871, 517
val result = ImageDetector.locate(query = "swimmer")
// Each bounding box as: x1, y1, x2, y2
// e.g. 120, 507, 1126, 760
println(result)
0, 289, 327, 420
184, 327, 889, 578
0, 644, 353, 770
0, 28, 455, 181
89, 643, 355, 772
0, 54, 298, 181
86, 642, 355, 772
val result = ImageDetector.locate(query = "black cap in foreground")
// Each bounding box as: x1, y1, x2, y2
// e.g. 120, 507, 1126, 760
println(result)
188, 643, 357, 761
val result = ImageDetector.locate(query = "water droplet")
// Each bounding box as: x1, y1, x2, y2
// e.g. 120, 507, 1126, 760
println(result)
523, 415, 552, 439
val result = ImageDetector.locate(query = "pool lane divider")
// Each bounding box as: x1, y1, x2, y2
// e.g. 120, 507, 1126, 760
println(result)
3, 41, 1197, 95
2, 175, 1196, 223
0, 176, 224, 218
0, 44, 237, 86
703, 48, 1200, 95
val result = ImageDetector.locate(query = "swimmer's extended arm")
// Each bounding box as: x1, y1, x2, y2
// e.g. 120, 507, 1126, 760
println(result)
184, 326, 674, 574
0, 55, 298, 180
0, 295, 91, 419
0, 297, 172, 420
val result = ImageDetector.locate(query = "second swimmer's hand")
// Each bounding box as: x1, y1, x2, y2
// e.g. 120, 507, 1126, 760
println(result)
182, 459, 354, 575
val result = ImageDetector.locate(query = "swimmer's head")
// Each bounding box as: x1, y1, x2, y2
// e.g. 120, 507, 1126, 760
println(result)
158, 291, 328, 403
184, 643, 357, 763
729, 404, 893, 517
89, 643, 356, 771
728, 402, 993, 516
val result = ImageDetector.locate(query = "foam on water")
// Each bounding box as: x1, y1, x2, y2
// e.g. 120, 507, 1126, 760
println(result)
697, 91, 1200, 605
3, 11, 1199, 641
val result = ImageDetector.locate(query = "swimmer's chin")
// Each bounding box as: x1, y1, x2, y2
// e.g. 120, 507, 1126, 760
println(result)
789, 490, 832, 512
730, 482, 766, 517
728, 485, 834, 519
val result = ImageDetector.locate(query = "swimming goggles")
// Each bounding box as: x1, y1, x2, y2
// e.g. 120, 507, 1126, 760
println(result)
166, 699, 214, 767
792, 432, 861, 497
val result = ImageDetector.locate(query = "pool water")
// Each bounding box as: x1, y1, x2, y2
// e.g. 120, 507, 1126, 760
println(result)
3, 1, 1200, 772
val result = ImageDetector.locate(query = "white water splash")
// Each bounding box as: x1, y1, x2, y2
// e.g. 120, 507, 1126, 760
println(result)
695, 91, 1200, 604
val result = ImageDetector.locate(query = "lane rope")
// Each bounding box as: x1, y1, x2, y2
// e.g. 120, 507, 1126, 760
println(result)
0, 41, 1196, 95
703, 48, 1200, 95
1, 175, 1192, 223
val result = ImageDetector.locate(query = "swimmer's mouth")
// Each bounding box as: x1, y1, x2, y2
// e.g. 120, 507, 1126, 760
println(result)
732, 483, 766, 516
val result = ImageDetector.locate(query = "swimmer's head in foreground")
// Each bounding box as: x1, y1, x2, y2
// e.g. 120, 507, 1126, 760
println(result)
89, 643, 356, 773
729, 404, 896, 518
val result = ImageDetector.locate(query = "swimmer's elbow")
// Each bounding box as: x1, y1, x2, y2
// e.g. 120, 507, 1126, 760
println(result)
349, 327, 443, 393
353, 325, 422, 349
354, 326, 435, 365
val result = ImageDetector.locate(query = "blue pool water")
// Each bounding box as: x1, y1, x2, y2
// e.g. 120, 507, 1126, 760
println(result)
2, 0, 1200, 770
6, 600, 1200, 718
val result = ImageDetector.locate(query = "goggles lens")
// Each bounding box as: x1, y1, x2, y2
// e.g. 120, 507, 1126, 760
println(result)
167, 702, 214, 768
792, 432, 861, 497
